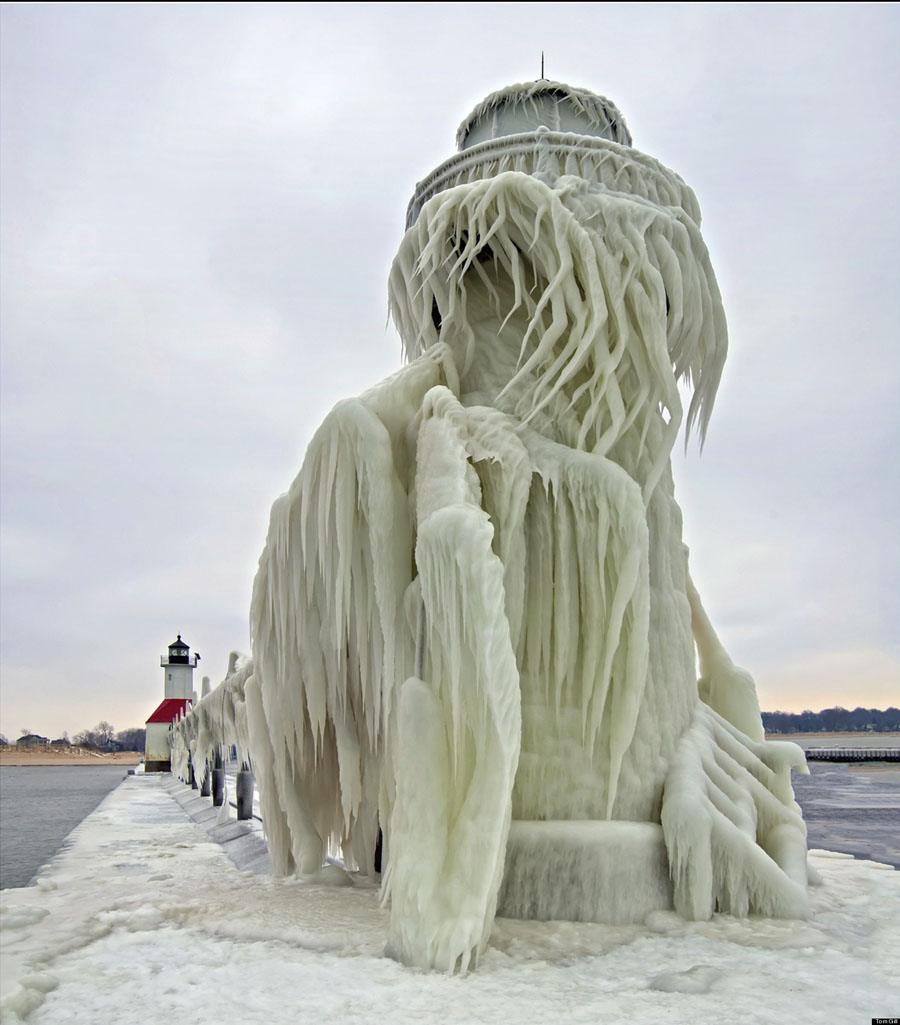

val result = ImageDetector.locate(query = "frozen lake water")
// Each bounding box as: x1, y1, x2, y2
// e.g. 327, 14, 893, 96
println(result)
0, 766, 130, 888
793, 761, 900, 868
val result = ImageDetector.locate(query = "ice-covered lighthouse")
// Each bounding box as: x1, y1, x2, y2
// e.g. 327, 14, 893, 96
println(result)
144, 635, 199, 772
175, 77, 813, 973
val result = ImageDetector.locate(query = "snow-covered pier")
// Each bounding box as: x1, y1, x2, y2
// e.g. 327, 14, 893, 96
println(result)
1, 773, 899, 1024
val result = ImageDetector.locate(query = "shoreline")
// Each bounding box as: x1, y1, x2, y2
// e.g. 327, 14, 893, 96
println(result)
0, 750, 142, 766
766, 731, 900, 742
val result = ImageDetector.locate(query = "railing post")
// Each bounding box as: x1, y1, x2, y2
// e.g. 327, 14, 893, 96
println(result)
212, 749, 225, 807
200, 762, 211, 797
236, 764, 254, 820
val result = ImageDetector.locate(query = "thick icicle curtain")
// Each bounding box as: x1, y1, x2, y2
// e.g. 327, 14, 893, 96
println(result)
391, 171, 727, 491
242, 136, 808, 973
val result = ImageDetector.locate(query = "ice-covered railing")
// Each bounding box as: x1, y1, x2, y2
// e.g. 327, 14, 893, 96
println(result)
405, 131, 700, 229
171, 653, 255, 814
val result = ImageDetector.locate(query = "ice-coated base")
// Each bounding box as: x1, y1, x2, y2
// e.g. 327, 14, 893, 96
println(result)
498, 821, 672, 924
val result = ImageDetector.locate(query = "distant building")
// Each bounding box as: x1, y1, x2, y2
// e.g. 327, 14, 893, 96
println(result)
16, 734, 49, 750
50, 738, 71, 748
144, 634, 199, 772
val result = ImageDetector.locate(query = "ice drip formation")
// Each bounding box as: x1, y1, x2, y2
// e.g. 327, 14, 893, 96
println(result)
172, 79, 811, 972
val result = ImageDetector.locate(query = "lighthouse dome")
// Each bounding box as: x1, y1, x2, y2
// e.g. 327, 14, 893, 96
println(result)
405, 79, 661, 229
455, 80, 632, 151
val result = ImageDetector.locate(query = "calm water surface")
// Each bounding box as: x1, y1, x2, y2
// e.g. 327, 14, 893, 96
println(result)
0, 765, 131, 888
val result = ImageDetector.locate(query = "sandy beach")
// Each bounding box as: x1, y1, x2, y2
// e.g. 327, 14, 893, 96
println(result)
0, 749, 142, 767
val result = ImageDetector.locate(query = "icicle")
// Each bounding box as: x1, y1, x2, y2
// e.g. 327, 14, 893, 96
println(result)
687, 574, 765, 741
247, 349, 447, 879
391, 170, 726, 485
385, 388, 521, 973
661, 703, 809, 920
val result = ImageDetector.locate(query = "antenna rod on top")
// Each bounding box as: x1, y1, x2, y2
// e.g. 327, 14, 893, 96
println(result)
540, 51, 545, 79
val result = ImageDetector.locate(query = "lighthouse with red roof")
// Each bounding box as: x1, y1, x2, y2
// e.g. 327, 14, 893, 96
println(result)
144, 634, 200, 773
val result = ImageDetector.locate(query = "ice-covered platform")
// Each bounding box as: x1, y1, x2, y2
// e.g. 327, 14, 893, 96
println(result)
499, 821, 672, 923
1, 774, 898, 1024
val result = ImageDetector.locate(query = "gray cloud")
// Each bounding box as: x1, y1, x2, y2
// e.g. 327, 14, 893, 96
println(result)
2, 3, 898, 737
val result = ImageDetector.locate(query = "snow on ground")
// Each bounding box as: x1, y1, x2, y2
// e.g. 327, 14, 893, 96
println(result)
1, 776, 898, 1024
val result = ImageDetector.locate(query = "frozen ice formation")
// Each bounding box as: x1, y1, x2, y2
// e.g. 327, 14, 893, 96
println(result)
173, 80, 810, 972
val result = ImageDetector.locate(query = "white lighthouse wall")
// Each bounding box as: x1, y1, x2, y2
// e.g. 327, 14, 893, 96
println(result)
163, 664, 194, 699
145, 722, 172, 770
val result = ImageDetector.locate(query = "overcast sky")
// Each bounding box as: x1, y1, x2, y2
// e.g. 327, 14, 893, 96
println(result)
1, 3, 898, 740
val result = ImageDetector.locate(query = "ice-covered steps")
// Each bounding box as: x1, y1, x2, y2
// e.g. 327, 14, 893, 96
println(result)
161, 776, 272, 875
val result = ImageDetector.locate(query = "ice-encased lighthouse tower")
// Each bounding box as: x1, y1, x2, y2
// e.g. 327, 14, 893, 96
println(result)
234, 79, 811, 972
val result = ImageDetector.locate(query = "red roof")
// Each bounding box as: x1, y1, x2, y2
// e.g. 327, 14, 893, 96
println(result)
146, 697, 191, 724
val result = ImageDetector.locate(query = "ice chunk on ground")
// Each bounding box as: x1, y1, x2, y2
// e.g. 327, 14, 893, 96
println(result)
650, 964, 722, 993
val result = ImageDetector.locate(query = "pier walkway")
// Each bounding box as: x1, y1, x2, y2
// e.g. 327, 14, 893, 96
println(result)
1, 775, 898, 1024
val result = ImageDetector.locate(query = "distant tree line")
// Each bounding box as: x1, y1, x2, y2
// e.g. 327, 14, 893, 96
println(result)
5, 710, 896, 749
0, 722, 146, 751
72, 720, 116, 748
72, 722, 146, 751
111, 727, 146, 751
763, 706, 900, 734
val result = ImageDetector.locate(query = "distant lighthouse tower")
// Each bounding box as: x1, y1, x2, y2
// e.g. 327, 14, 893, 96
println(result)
144, 634, 201, 773
161, 634, 199, 700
